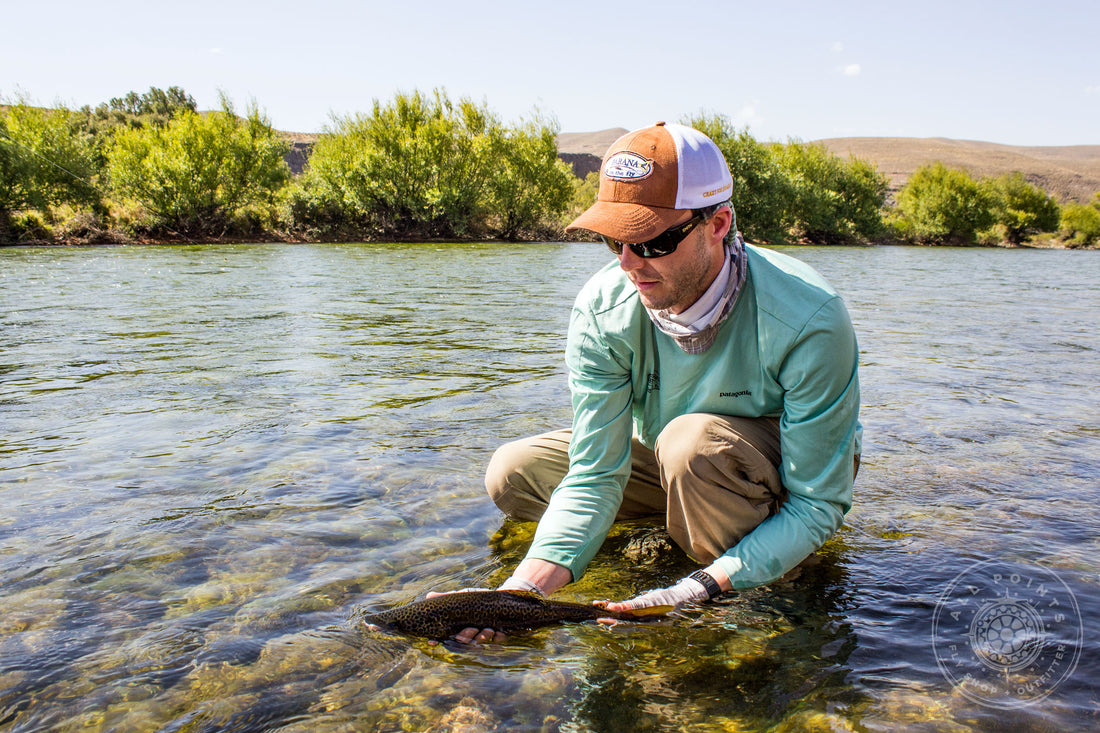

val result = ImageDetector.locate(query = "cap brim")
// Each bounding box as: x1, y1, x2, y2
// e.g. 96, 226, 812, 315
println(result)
566, 201, 689, 242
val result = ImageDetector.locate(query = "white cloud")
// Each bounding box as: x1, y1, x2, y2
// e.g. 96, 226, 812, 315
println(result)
733, 99, 762, 128
831, 41, 845, 53
842, 64, 862, 77
1086, 85, 1100, 96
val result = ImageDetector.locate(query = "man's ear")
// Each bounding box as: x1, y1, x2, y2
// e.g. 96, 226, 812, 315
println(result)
709, 206, 734, 243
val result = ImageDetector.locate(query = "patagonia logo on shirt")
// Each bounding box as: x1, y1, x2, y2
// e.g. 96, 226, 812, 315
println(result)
720, 389, 752, 398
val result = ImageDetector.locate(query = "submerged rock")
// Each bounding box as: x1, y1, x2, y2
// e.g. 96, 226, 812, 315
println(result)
622, 527, 675, 564
428, 696, 499, 733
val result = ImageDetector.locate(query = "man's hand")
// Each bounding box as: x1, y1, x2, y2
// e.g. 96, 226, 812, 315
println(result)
602, 576, 709, 613
426, 559, 572, 644
602, 567, 730, 613
421, 587, 504, 644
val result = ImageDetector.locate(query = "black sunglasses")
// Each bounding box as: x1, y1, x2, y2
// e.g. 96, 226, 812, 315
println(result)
601, 209, 710, 259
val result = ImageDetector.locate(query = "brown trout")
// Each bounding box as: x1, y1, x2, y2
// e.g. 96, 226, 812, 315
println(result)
363, 590, 671, 640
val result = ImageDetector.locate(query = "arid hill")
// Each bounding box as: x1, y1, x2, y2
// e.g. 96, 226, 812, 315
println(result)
817, 137, 1100, 203
556, 128, 629, 157
555, 130, 1100, 204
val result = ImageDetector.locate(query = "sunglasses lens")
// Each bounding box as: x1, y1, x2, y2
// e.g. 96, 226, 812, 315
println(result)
640, 229, 682, 257
603, 215, 702, 259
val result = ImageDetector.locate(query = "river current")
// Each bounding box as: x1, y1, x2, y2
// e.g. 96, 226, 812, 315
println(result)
1, 243, 1097, 731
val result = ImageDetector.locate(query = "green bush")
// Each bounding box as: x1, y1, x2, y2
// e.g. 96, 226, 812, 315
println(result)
895, 163, 996, 244
1059, 194, 1100, 247
105, 86, 197, 118
290, 90, 492, 238
0, 100, 101, 238
7, 210, 51, 241
106, 94, 289, 236
984, 172, 1060, 244
484, 114, 574, 240
772, 140, 887, 243
288, 89, 571, 240
77, 86, 199, 159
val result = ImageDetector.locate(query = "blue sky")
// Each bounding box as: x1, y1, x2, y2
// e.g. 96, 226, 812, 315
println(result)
5, 0, 1098, 146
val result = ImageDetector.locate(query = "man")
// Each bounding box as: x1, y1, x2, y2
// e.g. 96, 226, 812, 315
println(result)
455, 121, 860, 643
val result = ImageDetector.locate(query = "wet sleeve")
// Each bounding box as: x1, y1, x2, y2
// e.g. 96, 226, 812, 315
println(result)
523, 305, 635, 581
714, 296, 860, 588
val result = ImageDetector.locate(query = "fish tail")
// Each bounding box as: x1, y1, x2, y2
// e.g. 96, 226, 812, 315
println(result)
593, 602, 675, 620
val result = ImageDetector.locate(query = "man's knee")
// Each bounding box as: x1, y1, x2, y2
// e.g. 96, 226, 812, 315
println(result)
654, 414, 784, 562
655, 413, 782, 486
485, 438, 535, 508
484, 431, 570, 521
654, 413, 719, 477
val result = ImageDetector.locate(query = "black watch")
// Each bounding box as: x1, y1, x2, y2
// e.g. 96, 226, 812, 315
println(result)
689, 570, 723, 599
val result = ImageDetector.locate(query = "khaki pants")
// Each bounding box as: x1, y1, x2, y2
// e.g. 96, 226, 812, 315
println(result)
485, 413, 787, 564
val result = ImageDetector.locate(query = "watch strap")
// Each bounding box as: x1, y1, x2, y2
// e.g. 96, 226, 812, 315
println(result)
689, 570, 723, 599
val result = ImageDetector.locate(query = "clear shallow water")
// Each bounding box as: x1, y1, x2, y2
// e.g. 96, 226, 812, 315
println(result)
1, 243, 1097, 731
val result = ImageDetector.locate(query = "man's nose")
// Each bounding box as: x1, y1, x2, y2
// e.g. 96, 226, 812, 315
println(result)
618, 245, 644, 271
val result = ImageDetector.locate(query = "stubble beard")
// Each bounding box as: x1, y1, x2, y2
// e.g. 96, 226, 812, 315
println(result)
633, 235, 715, 314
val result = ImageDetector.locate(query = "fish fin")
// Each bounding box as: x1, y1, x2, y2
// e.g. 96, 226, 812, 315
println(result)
592, 600, 676, 619
614, 604, 676, 619
500, 590, 543, 599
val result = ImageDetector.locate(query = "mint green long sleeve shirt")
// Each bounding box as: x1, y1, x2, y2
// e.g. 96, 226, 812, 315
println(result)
526, 244, 861, 589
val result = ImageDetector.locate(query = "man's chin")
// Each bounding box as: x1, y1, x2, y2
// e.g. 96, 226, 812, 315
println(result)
633, 283, 667, 310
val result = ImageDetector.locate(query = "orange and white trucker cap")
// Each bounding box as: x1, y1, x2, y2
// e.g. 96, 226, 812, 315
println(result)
566, 121, 733, 242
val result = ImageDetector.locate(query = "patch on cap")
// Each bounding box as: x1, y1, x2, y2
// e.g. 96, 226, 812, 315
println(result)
603, 151, 653, 181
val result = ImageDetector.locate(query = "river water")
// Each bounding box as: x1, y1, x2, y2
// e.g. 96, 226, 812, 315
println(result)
1, 243, 1097, 731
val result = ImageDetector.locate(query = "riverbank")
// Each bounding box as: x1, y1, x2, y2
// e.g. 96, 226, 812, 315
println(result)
6, 106, 1097, 248
4, 229, 1094, 250
7, 91, 1098, 248
4, 234, 1095, 250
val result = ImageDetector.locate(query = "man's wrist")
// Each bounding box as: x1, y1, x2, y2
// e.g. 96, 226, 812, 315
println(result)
512, 558, 572, 596
498, 576, 546, 596
688, 570, 723, 599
